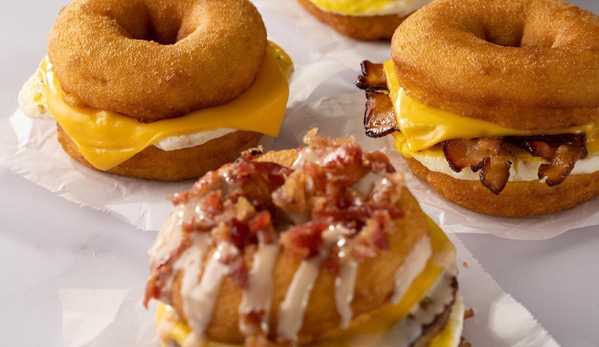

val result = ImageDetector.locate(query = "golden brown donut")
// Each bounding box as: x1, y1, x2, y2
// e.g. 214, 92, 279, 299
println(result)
57, 125, 262, 181
145, 130, 463, 346
392, 0, 599, 130
48, 0, 267, 122
296, 0, 405, 40
405, 157, 599, 218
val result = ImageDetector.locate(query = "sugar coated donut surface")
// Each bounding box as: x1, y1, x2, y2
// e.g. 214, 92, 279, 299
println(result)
392, 0, 599, 130
48, 0, 267, 122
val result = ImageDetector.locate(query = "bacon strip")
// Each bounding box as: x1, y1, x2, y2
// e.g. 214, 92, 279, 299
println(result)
442, 138, 511, 195
515, 133, 587, 186
357, 61, 399, 138
442, 134, 589, 194
356, 61, 387, 90
364, 90, 399, 138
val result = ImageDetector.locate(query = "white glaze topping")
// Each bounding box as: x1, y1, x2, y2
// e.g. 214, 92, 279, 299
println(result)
391, 235, 432, 304
335, 260, 358, 330
239, 243, 281, 335
276, 256, 322, 341
183, 245, 233, 345
353, 171, 385, 196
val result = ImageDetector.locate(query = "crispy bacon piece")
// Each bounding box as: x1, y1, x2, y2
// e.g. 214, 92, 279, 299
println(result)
364, 90, 399, 138
143, 236, 192, 307
228, 257, 250, 290
364, 150, 395, 173
515, 133, 587, 186
442, 138, 511, 195
279, 221, 327, 259
356, 61, 387, 90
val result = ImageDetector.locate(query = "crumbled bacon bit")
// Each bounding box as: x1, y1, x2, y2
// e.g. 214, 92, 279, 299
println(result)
462, 261, 469, 268
459, 337, 472, 347
230, 218, 253, 251
464, 308, 475, 320
364, 151, 395, 173
143, 236, 192, 307
249, 211, 277, 245
280, 222, 327, 259
323, 251, 340, 276
228, 257, 250, 290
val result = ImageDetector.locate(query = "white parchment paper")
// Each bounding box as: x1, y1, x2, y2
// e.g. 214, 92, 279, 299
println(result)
59, 236, 560, 347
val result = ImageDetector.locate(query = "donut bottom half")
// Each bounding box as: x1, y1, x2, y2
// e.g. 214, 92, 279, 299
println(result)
296, 0, 405, 40
404, 156, 599, 218
155, 289, 461, 347
57, 124, 262, 181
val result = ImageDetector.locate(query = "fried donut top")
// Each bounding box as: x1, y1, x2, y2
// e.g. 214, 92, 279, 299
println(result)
392, 0, 599, 131
144, 130, 446, 345
48, 0, 267, 122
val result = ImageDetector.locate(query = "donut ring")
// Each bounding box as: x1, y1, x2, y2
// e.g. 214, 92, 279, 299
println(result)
392, 0, 599, 131
297, 0, 405, 40
48, 0, 267, 122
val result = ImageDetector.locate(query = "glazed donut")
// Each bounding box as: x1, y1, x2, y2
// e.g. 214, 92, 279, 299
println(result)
48, 0, 267, 122
144, 130, 463, 346
19, 0, 292, 181
297, 0, 432, 40
392, 0, 599, 130
358, 0, 599, 217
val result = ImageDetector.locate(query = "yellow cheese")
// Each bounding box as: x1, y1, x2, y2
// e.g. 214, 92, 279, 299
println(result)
37, 43, 290, 171
155, 219, 458, 347
307, 0, 399, 15
383, 60, 599, 155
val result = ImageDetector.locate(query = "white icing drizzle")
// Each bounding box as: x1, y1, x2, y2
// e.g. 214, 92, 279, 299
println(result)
182, 244, 233, 346
148, 205, 185, 269
277, 224, 353, 340
391, 235, 432, 304
352, 171, 385, 196
291, 147, 321, 169
335, 260, 358, 330
239, 243, 280, 335
276, 256, 322, 341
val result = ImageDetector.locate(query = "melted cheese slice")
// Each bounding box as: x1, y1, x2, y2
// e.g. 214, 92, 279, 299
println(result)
155, 219, 459, 347
38, 44, 290, 171
308, 0, 400, 15
383, 60, 599, 155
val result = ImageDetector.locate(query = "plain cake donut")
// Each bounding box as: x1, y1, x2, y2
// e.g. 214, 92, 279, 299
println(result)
48, 0, 267, 122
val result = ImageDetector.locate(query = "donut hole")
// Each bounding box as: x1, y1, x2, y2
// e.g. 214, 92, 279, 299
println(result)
111, 2, 186, 45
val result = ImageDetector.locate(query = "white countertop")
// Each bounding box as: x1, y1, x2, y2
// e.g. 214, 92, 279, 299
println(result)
1, 0, 598, 346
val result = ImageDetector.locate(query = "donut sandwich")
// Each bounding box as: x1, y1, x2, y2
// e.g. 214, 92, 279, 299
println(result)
144, 129, 464, 347
18, 0, 293, 180
358, 0, 599, 217
297, 0, 433, 40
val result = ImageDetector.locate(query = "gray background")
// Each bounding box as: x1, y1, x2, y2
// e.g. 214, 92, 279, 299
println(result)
1, 0, 598, 346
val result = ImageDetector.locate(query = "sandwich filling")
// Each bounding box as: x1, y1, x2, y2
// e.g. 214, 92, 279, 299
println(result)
358, 60, 599, 194
307, 0, 433, 17
18, 42, 292, 171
